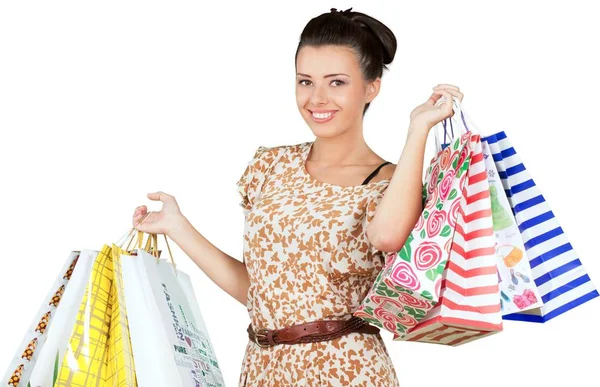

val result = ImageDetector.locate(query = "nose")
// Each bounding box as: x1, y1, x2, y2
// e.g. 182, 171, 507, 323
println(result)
310, 83, 328, 106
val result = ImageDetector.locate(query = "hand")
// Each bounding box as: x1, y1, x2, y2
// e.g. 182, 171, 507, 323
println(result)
132, 191, 186, 237
409, 84, 464, 132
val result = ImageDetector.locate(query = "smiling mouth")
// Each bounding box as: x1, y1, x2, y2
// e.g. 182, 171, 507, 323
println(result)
309, 110, 337, 122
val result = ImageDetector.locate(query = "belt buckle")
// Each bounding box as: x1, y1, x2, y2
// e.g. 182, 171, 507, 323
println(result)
254, 328, 271, 348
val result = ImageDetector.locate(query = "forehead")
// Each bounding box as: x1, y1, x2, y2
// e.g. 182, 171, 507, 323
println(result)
296, 45, 359, 75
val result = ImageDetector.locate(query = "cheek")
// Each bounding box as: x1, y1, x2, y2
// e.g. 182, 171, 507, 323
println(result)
335, 87, 362, 109
295, 88, 310, 107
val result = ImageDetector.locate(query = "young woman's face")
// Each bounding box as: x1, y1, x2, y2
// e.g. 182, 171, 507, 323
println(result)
295, 45, 379, 138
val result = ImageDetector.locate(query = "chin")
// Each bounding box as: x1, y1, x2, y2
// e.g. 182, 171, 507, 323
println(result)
308, 127, 344, 139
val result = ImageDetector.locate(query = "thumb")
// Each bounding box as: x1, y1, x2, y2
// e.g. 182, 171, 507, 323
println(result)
147, 191, 163, 201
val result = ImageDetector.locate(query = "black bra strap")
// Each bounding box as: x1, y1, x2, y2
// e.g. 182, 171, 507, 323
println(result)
362, 161, 392, 185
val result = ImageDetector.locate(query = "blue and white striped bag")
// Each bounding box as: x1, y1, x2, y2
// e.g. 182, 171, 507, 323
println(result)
482, 131, 599, 322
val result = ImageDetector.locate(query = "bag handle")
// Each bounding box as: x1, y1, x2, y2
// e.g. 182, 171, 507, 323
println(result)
116, 219, 148, 252
433, 96, 482, 152
115, 213, 178, 275
115, 212, 161, 257
141, 232, 157, 256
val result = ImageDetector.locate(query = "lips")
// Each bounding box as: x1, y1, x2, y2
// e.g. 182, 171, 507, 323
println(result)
308, 109, 337, 123
309, 109, 337, 113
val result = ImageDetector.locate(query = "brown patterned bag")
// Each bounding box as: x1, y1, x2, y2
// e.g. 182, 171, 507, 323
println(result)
2, 252, 81, 387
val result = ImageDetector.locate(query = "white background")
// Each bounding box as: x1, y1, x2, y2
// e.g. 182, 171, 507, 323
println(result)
1, 1, 599, 386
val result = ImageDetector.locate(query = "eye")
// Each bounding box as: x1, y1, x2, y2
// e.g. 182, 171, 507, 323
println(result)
297, 79, 346, 86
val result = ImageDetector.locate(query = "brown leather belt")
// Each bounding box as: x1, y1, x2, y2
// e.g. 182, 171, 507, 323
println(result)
247, 316, 380, 348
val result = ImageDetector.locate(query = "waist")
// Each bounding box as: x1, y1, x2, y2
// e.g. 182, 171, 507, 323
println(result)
247, 316, 380, 348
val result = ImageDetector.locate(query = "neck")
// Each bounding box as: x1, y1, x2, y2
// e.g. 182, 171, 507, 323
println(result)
308, 132, 375, 166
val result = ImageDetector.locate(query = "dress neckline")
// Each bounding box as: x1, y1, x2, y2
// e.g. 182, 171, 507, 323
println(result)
300, 141, 391, 189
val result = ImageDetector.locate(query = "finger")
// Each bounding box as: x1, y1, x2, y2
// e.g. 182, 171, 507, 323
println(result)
134, 216, 149, 230
444, 88, 464, 102
427, 89, 448, 106
147, 192, 165, 201
441, 88, 462, 102
426, 90, 444, 105
133, 212, 146, 221
435, 90, 453, 112
434, 84, 460, 91
139, 211, 153, 226
133, 216, 144, 229
435, 89, 464, 107
134, 221, 146, 231
133, 206, 147, 216
434, 85, 464, 102
440, 90, 455, 116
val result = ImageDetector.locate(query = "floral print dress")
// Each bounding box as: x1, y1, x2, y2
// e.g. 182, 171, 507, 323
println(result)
236, 141, 400, 386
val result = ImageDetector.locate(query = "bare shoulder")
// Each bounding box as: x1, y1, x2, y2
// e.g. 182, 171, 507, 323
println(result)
365, 161, 396, 184
380, 162, 396, 180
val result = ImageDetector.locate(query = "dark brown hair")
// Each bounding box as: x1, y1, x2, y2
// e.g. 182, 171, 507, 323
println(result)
295, 7, 397, 116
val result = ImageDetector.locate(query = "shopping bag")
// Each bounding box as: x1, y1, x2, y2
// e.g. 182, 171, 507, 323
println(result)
121, 232, 225, 387
355, 98, 475, 337
28, 250, 97, 387
481, 140, 543, 315
483, 131, 599, 322
121, 240, 176, 387
53, 243, 137, 386
397, 134, 502, 346
3, 252, 81, 387
389, 97, 502, 346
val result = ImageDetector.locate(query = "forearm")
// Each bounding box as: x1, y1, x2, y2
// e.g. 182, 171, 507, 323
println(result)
167, 217, 249, 307
369, 124, 430, 252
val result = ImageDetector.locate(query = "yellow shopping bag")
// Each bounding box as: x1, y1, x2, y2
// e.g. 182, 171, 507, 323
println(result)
54, 229, 148, 387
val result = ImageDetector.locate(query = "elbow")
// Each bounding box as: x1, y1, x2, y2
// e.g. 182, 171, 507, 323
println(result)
367, 223, 413, 254
367, 226, 399, 253
375, 234, 403, 254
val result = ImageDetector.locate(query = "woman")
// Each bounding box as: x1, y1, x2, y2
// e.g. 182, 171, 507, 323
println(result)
132, 7, 463, 386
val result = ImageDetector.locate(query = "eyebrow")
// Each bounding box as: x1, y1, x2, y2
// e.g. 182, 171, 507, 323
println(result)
296, 73, 349, 78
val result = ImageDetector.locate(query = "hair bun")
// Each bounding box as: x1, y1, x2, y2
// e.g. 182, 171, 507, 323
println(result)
330, 7, 353, 16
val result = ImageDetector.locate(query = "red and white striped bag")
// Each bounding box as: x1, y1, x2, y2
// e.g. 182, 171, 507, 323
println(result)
395, 98, 502, 346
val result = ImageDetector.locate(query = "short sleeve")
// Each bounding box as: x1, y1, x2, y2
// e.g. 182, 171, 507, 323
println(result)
236, 145, 285, 216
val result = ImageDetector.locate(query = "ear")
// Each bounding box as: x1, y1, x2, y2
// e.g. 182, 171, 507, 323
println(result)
366, 77, 381, 103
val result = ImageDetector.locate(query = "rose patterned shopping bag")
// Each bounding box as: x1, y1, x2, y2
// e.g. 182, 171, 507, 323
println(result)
355, 128, 473, 337
397, 132, 502, 346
